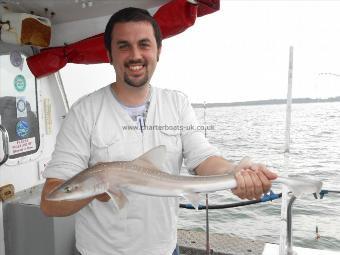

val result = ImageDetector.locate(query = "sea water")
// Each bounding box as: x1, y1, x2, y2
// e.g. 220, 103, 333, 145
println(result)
178, 102, 340, 251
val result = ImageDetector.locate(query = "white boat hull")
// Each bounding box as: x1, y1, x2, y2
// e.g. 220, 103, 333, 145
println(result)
263, 243, 340, 255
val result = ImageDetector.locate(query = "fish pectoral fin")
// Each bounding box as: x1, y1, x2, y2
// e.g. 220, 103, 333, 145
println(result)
132, 145, 166, 169
183, 193, 200, 210
106, 190, 128, 209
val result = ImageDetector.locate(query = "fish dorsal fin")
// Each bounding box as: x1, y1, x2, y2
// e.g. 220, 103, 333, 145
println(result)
132, 145, 166, 169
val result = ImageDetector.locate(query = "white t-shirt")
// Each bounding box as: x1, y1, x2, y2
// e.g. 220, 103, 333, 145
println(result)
44, 85, 220, 255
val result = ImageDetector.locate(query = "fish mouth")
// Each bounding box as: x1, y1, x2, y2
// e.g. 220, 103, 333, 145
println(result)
45, 195, 60, 201
45, 188, 65, 201
45, 191, 79, 201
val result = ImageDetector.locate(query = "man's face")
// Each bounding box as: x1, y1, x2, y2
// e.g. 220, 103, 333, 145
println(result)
109, 21, 161, 88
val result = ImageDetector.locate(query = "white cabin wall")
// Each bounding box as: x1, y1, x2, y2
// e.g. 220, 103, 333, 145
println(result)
0, 73, 68, 192
0, 72, 68, 255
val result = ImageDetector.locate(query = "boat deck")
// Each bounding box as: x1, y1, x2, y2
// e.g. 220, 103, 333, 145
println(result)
178, 229, 266, 255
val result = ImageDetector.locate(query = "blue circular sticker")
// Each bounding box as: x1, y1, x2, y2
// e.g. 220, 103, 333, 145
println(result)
16, 120, 30, 138
14, 75, 26, 92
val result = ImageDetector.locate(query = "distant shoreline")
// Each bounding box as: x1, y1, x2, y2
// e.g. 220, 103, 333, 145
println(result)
192, 96, 340, 108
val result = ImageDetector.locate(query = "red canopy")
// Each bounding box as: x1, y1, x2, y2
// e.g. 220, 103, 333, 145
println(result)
197, 0, 220, 17
27, 0, 219, 77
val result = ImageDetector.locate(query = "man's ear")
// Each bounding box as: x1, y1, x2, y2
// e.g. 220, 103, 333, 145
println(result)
106, 51, 113, 64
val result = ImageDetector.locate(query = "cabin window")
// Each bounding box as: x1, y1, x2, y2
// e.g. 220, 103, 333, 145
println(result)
0, 51, 40, 159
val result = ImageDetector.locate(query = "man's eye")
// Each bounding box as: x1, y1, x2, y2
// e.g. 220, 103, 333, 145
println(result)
140, 43, 150, 48
118, 44, 128, 49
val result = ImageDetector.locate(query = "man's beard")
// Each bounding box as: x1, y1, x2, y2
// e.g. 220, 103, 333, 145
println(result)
124, 71, 149, 88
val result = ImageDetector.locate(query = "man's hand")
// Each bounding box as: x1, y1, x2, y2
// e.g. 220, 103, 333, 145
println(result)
194, 155, 277, 200
232, 164, 277, 200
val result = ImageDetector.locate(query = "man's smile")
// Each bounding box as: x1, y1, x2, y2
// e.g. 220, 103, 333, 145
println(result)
125, 62, 147, 77
128, 64, 144, 72
129, 65, 144, 71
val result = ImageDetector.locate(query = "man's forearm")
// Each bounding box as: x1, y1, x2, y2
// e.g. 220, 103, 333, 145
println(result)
41, 197, 94, 217
195, 156, 236, 176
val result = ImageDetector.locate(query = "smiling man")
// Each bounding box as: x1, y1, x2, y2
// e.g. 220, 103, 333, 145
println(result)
112, 22, 159, 88
40, 7, 277, 255
107, 17, 161, 106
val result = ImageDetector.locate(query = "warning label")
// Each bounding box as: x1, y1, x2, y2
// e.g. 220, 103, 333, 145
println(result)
9, 137, 36, 155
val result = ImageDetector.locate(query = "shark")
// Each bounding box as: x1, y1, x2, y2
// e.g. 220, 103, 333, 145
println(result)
46, 145, 323, 209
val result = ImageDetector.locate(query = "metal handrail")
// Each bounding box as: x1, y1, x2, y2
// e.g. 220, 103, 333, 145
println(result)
0, 124, 9, 166
286, 195, 297, 255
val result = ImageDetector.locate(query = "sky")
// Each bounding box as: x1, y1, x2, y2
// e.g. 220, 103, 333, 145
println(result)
61, 1, 340, 105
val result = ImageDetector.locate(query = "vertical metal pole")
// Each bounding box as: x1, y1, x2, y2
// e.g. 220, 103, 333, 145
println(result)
203, 101, 211, 255
205, 194, 210, 255
279, 46, 293, 255
281, 46, 294, 255
279, 186, 289, 255
285, 46, 294, 153
280, 187, 297, 255
286, 195, 296, 255
203, 101, 207, 138
280, 151, 290, 255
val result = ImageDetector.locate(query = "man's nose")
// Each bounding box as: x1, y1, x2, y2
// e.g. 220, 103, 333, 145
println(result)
130, 46, 142, 60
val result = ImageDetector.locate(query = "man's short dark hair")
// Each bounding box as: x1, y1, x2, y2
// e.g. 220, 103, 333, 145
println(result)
104, 7, 162, 61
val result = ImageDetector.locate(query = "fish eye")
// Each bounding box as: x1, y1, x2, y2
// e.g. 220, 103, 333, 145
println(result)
64, 185, 79, 193
64, 186, 72, 193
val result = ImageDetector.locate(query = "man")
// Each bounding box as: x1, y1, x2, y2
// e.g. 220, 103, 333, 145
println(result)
40, 7, 277, 255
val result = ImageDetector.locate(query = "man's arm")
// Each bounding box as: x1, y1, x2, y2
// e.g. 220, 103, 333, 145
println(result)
40, 178, 110, 217
195, 156, 235, 176
177, 93, 277, 200
40, 100, 113, 217
195, 156, 277, 200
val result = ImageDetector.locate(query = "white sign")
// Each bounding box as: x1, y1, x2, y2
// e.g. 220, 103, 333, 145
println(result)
9, 137, 36, 155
